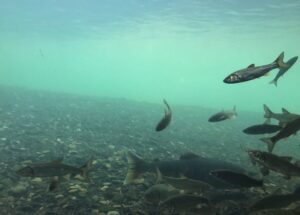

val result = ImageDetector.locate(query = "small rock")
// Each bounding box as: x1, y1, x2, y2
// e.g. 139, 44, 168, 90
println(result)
107, 211, 119, 215
32, 178, 43, 183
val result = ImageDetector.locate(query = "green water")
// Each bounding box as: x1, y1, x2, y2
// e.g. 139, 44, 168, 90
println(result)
1, 0, 300, 112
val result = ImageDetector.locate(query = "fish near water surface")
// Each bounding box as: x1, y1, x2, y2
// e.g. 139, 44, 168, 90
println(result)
223, 52, 289, 84
123, 151, 245, 188
208, 106, 237, 122
270, 56, 298, 87
260, 117, 300, 152
155, 99, 172, 131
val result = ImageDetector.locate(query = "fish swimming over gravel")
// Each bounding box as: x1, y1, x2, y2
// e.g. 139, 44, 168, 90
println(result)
17, 158, 92, 191
260, 117, 300, 152
223, 52, 288, 84
263, 104, 300, 126
123, 151, 245, 188
156, 168, 214, 193
270, 56, 298, 87
247, 150, 300, 179
209, 169, 263, 188
144, 184, 181, 204
155, 99, 172, 131
248, 187, 300, 213
208, 106, 237, 122
243, 123, 281, 135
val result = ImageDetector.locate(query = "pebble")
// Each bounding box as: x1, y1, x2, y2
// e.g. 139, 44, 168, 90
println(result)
32, 178, 43, 183
107, 211, 119, 215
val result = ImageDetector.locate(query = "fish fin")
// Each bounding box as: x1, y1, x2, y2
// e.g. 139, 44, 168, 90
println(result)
47, 177, 60, 192
282, 108, 290, 114
79, 157, 93, 179
263, 118, 271, 124
51, 158, 63, 164
163, 99, 171, 112
124, 151, 149, 185
263, 73, 270, 77
156, 168, 163, 183
179, 153, 201, 160
269, 79, 278, 87
260, 167, 269, 176
247, 64, 255, 68
260, 137, 275, 152
274, 52, 289, 68
279, 156, 293, 162
263, 104, 273, 119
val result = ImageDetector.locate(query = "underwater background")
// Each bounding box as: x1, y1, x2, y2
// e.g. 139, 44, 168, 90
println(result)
1, 0, 300, 214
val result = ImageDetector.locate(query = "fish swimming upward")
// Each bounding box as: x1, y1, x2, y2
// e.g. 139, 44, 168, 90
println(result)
263, 104, 300, 126
123, 151, 245, 188
155, 99, 172, 131
224, 52, 289, 84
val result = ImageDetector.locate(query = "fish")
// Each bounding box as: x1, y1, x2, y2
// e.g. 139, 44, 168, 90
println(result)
209, 169, 263, 188
270, 56, 298, 87
156, 168, 214, 193
248, 187, 300, 212
263, 104, 300, 126
159, 194, 209, 212
243, 124, 281, 135
260, 117, 300, 152
223, 52, 288, 84
16, 158, 92, 190
123, 151, 245, 188
247, 150, 300, 179
155, 99, 172, 131
208, 106, 237, 122
144, 184, 181, 204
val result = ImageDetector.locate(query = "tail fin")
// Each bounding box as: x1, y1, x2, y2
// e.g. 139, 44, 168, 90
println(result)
260, 138, 275, 152
123, 151, 150, 185
263, 104, 273, 119
274, 52, 289, 68
269, 79, 277, 87
80, 158, 93, 178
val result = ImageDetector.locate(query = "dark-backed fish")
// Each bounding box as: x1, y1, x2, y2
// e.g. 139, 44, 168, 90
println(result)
124, 151, 245, 188
144, 184, 180, 204
249, 187, 300, 212
243, 124, 281, 135
209, 169, 263, 188
224, 52, 288, 84
155, 99, 172, 131
260, 117, 300, 152
208, 106, 237, 122
17, 158, 92, 190
270, 56, 298, 87
247, 150, 300, 179
263, 104, 300, 126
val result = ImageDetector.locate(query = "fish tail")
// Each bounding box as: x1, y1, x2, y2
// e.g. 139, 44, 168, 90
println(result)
263, 104, 273, 119
274, 52, 289, 68
80, 158, 93, 178
123, 151, 150, 185
269, 79, 277, 87
260, 137, 276, 152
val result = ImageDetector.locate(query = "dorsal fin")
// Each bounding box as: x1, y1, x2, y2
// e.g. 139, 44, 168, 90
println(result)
282, 108, 290, 114
180, 153, 200, 160
247, 64, 255, 68
51, 158, 63, 164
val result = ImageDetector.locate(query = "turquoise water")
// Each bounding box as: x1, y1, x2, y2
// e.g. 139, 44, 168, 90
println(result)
1, 0, 299, 112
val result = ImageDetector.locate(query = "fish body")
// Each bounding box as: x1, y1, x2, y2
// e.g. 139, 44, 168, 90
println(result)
243, 124, 281, 135
249, 187, 300, 212
224, 52, 288, 84
155, 99, 172, 131
144, 184, 180, 204
124, 151, 245, 188
208, 106, 237, 122
263, 104, 300, 126
247, 150, 300, 178
270, 56, 298, 86
209, 169, 263, 188
260, 117, 300, 152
